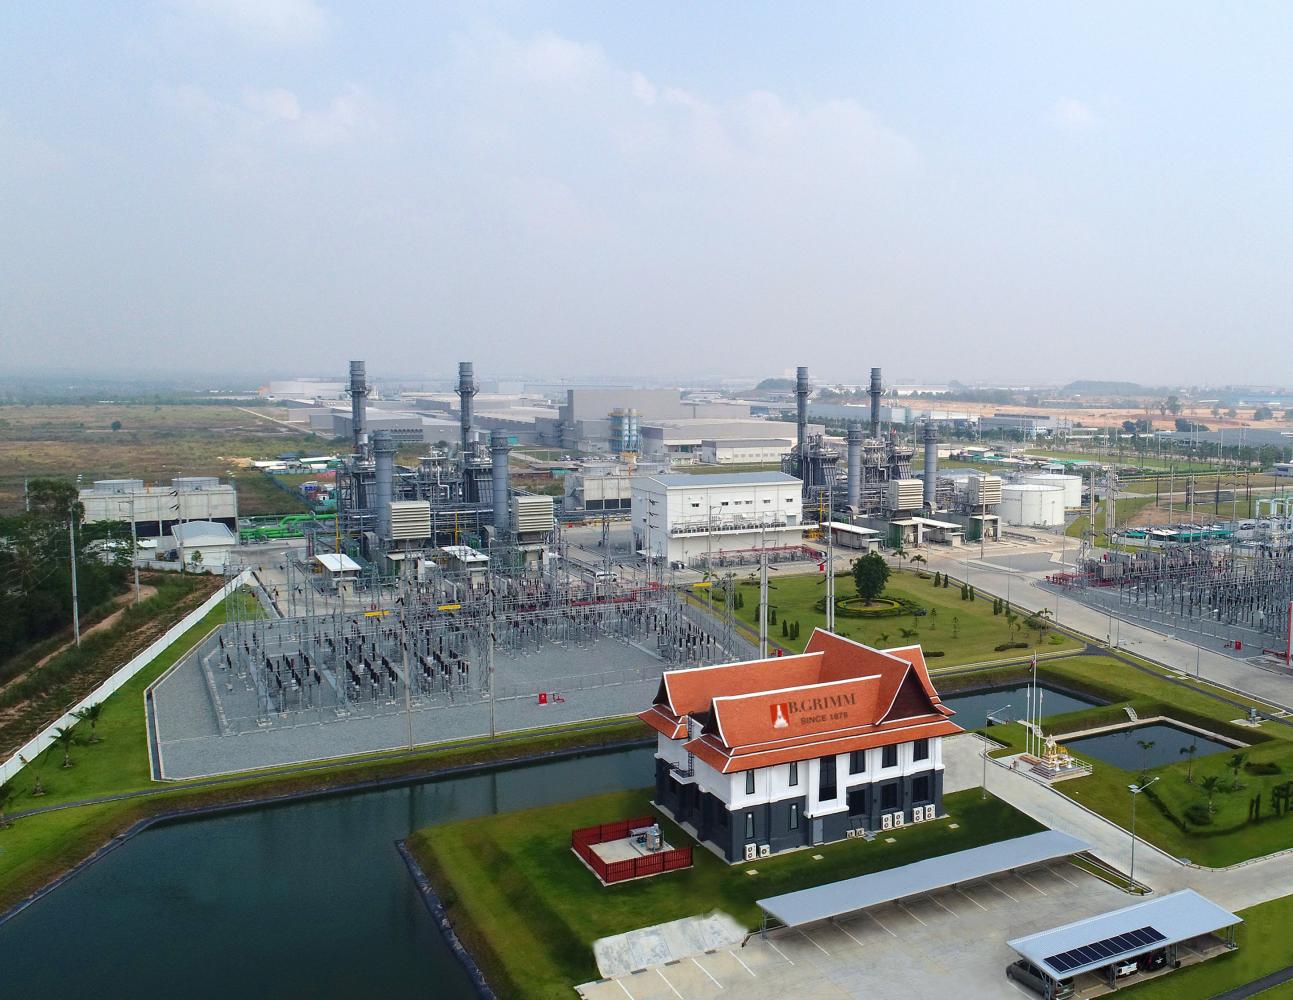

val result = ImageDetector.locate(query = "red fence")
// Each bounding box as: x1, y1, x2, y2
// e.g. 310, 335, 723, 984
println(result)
571, 816, 694, 885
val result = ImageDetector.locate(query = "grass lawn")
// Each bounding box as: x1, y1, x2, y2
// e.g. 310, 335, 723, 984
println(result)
410, 787, 1043, 999
718, 569, 1079, 665
1067, 496, 1156, 543
1121, 893, 1293, 998
967, 655, 1293, 867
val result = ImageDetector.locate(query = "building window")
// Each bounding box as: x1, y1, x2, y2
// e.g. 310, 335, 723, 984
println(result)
789, 803, 799, 830
788, 761, 799, 787
849, 750, 866, 774
818, 755, 837, 800
744, 812, 755, 839
882, 744, 898, 768
913, 738, 930, 762
745, 771, 755, 795
881, 783, 899, 810
912, 774, 931, 803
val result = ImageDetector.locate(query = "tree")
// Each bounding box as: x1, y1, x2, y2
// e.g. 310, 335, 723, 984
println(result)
52, 724, 79, 768
932, 571, 941, 587
1180, 743, 1197, 784
961, 583, 969, 600
781, 619, 789, 638
951, 616, 960, 638
877, 632, 890, 646
74, 702, 104, 743
942, 574, 949, 589
968, 586, 975, 602
1136, 739, 1156, 778
1228, 752, 1249, 790
1200, 775, 1221, 813
190, 549, 204, 568
110, 420, 123, 431
910, 554, 927, 576
1254, 406, 1274, 421
0, 779, 15, 829
851, 553, 891, 606
892, 543, 908, 571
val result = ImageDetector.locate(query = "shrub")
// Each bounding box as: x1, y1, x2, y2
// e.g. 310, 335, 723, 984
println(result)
1183, 803, 1213, 827
993, 642, 1031, 652
1246, 761, 1282, 776
925, 650, 945, 658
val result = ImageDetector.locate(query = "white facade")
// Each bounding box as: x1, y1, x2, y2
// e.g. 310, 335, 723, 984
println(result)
80, 478, 238, 535
631, 472, 804, 565
699, 438, 792, 464
1000, 483, 1066, 526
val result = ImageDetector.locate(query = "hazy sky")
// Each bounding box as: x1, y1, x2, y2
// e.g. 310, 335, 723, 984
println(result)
2, 2, 1290, 385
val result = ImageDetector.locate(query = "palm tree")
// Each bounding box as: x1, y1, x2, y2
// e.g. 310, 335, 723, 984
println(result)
877, 632, 890, 645
0, 779, 15, 829
1136, 739, 1156, 777
1228, 752, 1248, 790
52, 724, 79, 769
1180, 743, 1197, 784
910, 554, 927, 576
892, 543, 908, 571
75, 702, 104, 743
1200, 775, 1221, 813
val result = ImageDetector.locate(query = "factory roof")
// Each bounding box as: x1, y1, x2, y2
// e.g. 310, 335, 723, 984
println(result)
1008, 890, 1239, 983
314, 553, 361, 574
642, 472, 801, 488
759, 831, 1089, 928
170, 521, 236, 547
826, 521, 881, 536
701, 438, 791, 448
441, 545, 489, 563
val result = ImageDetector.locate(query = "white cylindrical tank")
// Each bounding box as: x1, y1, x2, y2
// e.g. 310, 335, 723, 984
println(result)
1019, 473, 1083, 508
1000, 483, 1065, 526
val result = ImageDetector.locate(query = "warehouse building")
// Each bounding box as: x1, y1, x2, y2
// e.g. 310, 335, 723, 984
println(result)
79, 477, 238, 538
699, 438, 793, 464
631, 471, 804, 566
641, 630, 962, 861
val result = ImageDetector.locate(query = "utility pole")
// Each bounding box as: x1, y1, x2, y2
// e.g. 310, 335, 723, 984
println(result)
826, 487, 835, 632
401, 562, 414, 751
68, 503, 81, 647
759, 525, 769, 658
487, 570, 497, 739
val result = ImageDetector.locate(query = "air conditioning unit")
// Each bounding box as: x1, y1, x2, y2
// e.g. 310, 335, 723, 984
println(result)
744, 844, 757, 861
846, 829, 857, 839
759, 844, 771, 858
910, 808, 923, 824
892, 812, 905, 828
881, 814, 893, 831
924, 804, 937, 821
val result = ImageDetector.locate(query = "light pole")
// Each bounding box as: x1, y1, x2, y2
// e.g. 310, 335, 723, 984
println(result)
1127, 776, 1159, 891
982, 703, 1011, 799
68, 502, 81, 647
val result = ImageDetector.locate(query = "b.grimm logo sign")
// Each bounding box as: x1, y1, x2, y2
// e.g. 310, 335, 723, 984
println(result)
770, 693, 857, 729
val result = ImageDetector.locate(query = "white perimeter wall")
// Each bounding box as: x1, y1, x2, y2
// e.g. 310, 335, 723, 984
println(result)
0, 570, 248, 784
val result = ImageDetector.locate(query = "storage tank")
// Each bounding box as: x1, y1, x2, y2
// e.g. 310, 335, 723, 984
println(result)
1000, 483, 1065, 527
1019, 472, 1082, 508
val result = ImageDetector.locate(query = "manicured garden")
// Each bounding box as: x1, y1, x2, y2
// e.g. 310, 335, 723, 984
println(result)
409, 787, 1043, 999
969, 655, 1293, 867
720, 565, 1080, 665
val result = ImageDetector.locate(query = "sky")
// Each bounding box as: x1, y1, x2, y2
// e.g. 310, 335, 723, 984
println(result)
1, 1, 1290, 386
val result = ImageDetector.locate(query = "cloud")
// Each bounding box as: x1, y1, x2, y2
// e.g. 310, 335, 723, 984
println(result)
174, 0, 331, 46
1050, 97, 1098, 130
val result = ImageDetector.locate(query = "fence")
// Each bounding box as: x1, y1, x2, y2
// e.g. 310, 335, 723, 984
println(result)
571, 816, 693, 884
0, 570, 250, 784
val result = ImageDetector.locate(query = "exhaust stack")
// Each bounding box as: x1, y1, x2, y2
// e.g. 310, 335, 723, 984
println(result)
349, 360, 369, 457
373, 430, 396, 541
847, 422, 862, 511
795, 366, 810, 476
869, 367, 883, 437
923, 421, 938, 511
491, 429, 511, 534
456, 361, 478, 458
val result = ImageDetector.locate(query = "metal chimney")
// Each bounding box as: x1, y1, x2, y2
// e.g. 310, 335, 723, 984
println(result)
348, 360, 369, 456
372, 430, 396, 542
795, 366, 810, 467
923, 421, 938, 511
869, 367, 883, 437
847, 422, 862, 511
456, 361, 478, 458
490, 429, 511, 534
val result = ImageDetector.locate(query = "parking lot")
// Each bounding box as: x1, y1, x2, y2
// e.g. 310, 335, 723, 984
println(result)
578, 862, 1130, 1000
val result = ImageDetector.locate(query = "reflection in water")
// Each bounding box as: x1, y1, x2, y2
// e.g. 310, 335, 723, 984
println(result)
0, 747, 652, 999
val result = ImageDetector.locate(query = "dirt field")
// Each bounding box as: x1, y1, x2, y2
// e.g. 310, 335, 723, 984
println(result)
0, 403, 315, 516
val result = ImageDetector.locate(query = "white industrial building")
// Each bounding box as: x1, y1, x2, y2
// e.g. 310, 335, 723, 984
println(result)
79, 477, 238, 538
639, 418, 813, 464
699, 438, 792, 464
631, 471, 804, 566
166, 521, 237, 569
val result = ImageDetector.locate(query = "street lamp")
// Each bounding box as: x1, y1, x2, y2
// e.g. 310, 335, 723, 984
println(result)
1127, 776, 1159, 891
981, 703, 1011, 800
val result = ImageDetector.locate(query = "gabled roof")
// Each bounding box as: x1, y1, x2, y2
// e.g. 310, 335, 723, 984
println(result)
639, 628, 961, 773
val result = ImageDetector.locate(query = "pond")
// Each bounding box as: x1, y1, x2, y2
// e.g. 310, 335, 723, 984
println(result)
1062, 722, 1236, 771
0, 745, 654, 998
942, 682, 1106, 730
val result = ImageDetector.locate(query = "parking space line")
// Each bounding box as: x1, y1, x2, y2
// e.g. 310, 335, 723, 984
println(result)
927, 894, 958, 917
656, 968, 684, 1000
1048, 864, 1078, 887
957, 886, 989, 911
988, 879, 1017, 902
692, 957, 722, 989
615, 978, 635, 1000
896, 901, 927, 926
729, 950, 757, 978
1015, 872, 1047, 896
798, 928, 830, 955
766, 939, 796, 965
834, 920, 868, 948
866, 910, 898, 938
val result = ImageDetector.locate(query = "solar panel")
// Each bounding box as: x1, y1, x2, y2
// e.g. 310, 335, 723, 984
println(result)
1043, 926, 1165, 975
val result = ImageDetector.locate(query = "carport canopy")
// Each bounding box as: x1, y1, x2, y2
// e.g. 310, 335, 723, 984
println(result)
757, 830, 1089, 928
1008, 889, 1240, 982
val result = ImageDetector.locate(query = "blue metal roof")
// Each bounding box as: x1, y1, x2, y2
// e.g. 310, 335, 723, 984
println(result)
757, 830, 1089, 927
1009, 889, 1240, 982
